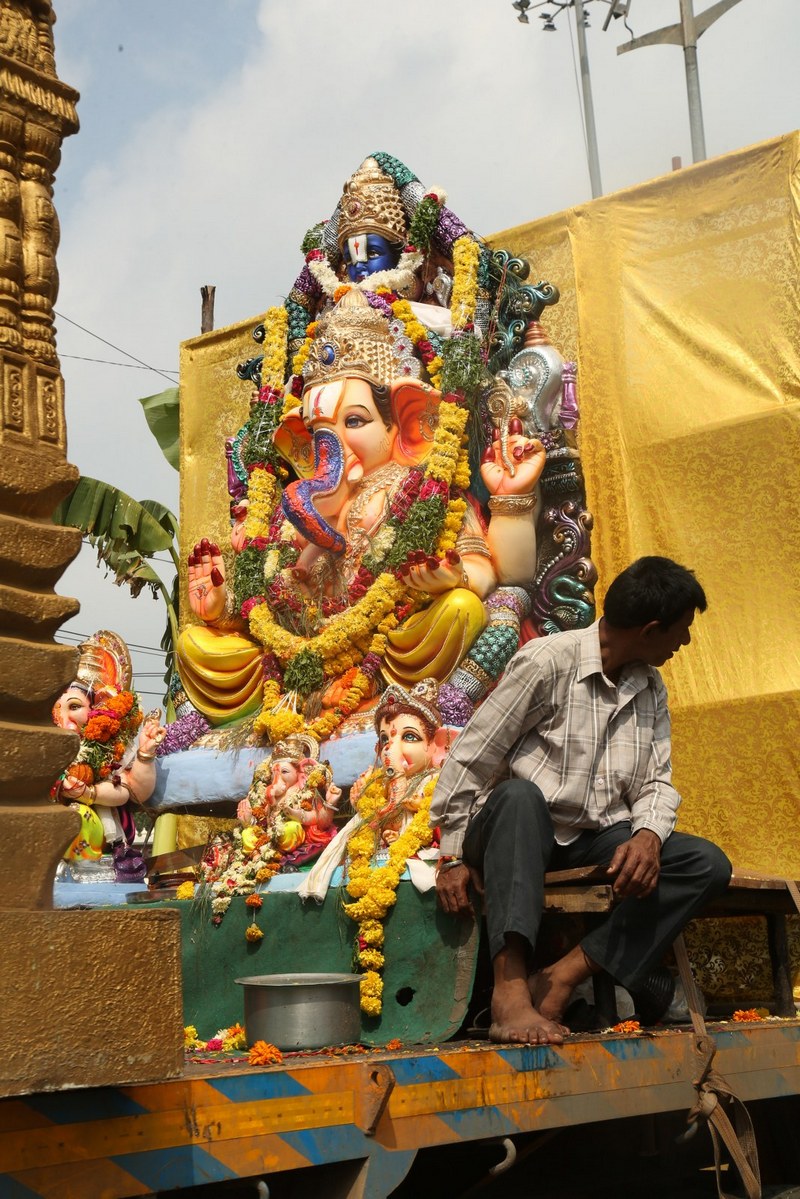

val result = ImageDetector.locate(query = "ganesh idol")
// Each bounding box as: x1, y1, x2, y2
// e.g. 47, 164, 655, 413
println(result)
51, 630, 165, 875
176, 153, 590, 750
235, 732, 342, 859
298, 677, 449, 904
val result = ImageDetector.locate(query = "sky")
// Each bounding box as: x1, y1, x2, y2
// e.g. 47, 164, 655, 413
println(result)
50, 0, 798, 708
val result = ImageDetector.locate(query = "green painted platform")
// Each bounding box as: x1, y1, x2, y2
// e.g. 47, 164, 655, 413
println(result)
165, 881, 478, 1045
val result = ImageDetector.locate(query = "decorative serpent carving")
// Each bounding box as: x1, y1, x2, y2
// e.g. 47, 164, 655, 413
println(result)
532, 499, 596, 635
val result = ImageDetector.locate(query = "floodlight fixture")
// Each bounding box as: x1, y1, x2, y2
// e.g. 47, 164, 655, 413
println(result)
602, 0, 632, 31
509, 0, 603, 198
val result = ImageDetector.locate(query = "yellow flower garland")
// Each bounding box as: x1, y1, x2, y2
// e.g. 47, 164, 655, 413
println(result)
260, 306, 289, 389
384, 294, 444, 390
250, 572, 405, 671
344, 772, 437, 1016
435, 496, 468, 556
244, 467, 278, 540
450, 237, 481, 331
290, 320, 318, 380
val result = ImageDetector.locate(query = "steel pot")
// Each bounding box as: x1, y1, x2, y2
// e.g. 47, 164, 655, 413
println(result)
235, 972, 362, 1050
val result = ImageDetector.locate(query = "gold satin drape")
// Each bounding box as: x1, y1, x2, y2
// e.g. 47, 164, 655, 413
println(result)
491, 131, 800, 876
179, 317, 265, 628
491, 133, 800, 1003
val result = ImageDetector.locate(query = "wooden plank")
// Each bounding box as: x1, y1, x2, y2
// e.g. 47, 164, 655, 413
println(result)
544, 866, 609, 885
543, 885, 614, 912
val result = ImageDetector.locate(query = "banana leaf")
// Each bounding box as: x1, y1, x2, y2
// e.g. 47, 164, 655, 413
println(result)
141, 498, 180, 549
137, 386, 180, 471
52, 476, 176, 582
54, 477, 181, 708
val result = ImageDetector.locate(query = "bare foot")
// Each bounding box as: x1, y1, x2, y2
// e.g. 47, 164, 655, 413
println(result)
530, 949, 600, 1026
489, 979, 569, 1045
529, 965, 579, 1024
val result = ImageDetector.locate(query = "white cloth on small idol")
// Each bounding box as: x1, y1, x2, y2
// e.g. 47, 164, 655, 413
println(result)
297, 815, 360, 903
408, 300, 452, 339
98, 805, 125, 845
297, 818, 438, 901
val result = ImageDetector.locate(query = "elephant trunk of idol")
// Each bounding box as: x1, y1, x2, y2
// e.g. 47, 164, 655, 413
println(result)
280, 427, 346, 555
381, 739, 415, 782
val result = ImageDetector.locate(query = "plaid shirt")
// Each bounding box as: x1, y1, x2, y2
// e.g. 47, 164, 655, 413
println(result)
431, 621, 681, 857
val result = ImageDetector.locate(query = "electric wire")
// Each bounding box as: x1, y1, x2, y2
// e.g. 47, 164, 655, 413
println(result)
55, 631, 174, 657
54, 310, 178, 385
61, 353, 178, 373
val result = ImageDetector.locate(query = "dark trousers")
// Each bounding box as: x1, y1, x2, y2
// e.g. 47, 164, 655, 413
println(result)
462, 779, 732, 989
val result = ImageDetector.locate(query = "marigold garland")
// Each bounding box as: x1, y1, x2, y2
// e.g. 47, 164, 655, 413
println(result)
244, 467, 278, 541
57, 689, 143, 790
610, 1020, 642, 1035
249, 1040, 284, 1066
260, 306, 289, 389
451, 236, 481, 331
343, 772, 437, 1016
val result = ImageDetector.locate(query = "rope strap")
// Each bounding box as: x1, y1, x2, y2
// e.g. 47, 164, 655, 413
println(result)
673, 933, 762, 1199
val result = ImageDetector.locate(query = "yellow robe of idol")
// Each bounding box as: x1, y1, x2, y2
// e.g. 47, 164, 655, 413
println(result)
176, 589, 486, 726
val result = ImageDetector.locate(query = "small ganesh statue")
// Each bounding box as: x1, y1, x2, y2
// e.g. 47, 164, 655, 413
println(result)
298, 677, 449, 1016
51, 630, 166, 880
197, 734, 342, 920
176, 151, 595, 754
235, 732, 342, 858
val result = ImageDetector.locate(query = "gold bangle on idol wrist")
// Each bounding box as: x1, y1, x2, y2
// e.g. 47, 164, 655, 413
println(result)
488, 493, 537, 514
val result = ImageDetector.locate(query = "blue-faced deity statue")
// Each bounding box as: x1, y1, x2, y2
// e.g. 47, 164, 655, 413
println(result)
343, 233, 402, 283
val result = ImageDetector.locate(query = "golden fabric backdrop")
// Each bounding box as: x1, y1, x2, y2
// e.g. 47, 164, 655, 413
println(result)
492, 133, 800, 1002
179, 317, 265, 624
179, 137, 800, 1002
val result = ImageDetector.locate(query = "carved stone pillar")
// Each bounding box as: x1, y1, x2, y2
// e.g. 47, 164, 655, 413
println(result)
0, 0, 82, 912
0, 2, 183, 1098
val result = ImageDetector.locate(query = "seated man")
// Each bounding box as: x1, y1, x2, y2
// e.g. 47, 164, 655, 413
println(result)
430, 556, 732, 1044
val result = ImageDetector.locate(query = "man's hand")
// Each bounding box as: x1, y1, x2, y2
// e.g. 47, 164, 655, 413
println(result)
435, 862, 483, 918
606, 830, 661, 899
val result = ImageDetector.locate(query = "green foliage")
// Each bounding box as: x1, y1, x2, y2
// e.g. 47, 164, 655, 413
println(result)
136, 386, 180, 471
233, 544, 267, 612
407, 194, 441, 254
300, 222, 326, 255
283, 649, 325, 698
53, 475, 180, 705
441, 333, 485, 397
385, 496, 447, 567
53, 476, 175, 566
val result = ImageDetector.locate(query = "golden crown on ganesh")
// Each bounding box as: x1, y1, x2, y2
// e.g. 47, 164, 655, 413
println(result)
271, 732, 321, 762
301, 287, 425, 394
374, 677, 442, 736
337, 157, 407, 253
73, 629, 133, 696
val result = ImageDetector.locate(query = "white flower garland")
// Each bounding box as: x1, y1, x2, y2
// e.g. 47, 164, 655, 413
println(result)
308, 249, 424, 299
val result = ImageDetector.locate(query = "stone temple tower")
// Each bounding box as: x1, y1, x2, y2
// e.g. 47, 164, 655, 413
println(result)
0, 2, 182, 1097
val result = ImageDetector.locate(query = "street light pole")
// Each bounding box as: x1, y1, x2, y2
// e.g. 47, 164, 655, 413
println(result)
615, 0, 745, 164
573, 0, 603, 197
679, 0, 706, 161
